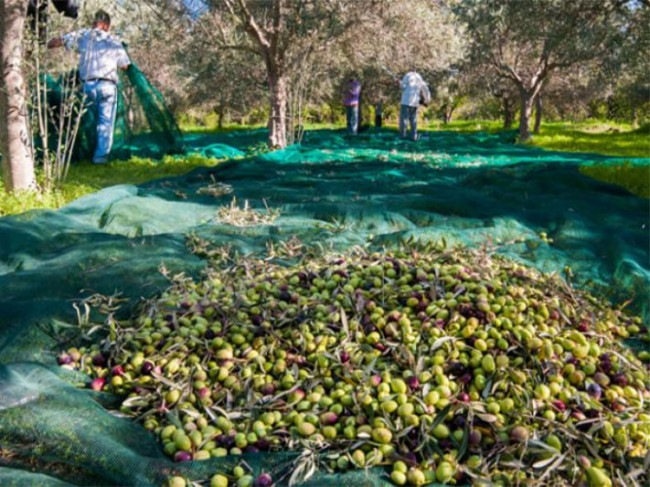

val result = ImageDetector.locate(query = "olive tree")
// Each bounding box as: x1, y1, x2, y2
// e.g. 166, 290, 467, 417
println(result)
338, 0, 465, 126
458, 0, 632, 141
196, 0, 373, 149
0, 0, 36, 192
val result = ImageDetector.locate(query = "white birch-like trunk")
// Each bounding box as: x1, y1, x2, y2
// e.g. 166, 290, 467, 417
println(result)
0, 0, 36, 192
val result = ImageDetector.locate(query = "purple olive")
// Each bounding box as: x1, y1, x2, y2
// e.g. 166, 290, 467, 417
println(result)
612, 374, 628, 387
459, 373, 473, 385
552, 400, 566, 411
221, 435, 235, 448
340, 352, 350, 363
58, 354, 73, 365
256, 438, 271, 451
469, 429, 482, 446
141, 361, 154, 374
174, 451, 192, 462
92, 354, 106, 367
403, 452, 418, 466
406, 376, 420, 391
587, 383, 602, 399
253, 473, 273, 487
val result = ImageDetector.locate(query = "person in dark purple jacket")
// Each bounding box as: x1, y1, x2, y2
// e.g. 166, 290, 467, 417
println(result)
343, 78, 361, 135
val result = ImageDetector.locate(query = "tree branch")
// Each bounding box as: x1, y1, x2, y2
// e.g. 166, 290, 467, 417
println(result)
231, 0, 271, 50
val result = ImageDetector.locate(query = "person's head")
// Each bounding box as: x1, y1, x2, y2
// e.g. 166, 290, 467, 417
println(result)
93, 10, 111, 31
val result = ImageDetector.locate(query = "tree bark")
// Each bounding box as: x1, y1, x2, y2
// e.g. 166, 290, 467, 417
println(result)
374, 101, 382, 127
533, 95, 542, 134
503, 97, 514, 129
518, 89, 535, 142
0, 0, 36, 192
217, 93, 226, 130
443, 108, 453, 124
267, 70, 287, 149
630, 107, 638, 128
606, 96, 615, 120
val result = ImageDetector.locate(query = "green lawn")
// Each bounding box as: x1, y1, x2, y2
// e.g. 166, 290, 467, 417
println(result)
1, 120, 648, 216
0, 154, 224, 217
526, 121, 649, 159
425, 119, 649, 158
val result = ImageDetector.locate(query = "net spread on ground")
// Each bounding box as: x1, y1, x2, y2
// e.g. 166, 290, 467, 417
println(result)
0, 125, 648, 486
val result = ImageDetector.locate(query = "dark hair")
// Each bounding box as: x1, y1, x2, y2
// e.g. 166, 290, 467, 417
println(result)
94, 10, 111, 26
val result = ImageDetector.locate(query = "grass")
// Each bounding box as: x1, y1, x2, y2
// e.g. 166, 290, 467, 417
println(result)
425, 119, 650, 158
526, 121, 649, 159
0, 154, 225, 217
1, 119, 648, 216
422, 120, 649, 197
525, 121, 649, 198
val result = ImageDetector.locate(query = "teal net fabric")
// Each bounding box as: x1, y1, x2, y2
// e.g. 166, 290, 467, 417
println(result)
0, 129, 648, 485
38, 61, 185, 163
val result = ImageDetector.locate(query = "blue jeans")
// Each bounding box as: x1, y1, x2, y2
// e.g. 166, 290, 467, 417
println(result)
83, 80, 117, 163
399, 105, 418, 140
345, 105, 359, 135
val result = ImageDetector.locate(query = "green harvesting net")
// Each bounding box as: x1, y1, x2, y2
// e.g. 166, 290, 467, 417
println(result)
41, 61, 184, 163
0, 129, 648, 485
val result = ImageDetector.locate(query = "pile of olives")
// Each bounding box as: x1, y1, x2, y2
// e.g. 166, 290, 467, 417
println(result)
59, 249, 649, 486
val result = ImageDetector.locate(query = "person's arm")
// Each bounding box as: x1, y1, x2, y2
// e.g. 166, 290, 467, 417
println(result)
116, 43, 131, 72
47, 37, 64, 49
49, 31, 78, 50
420, 82, 431, 105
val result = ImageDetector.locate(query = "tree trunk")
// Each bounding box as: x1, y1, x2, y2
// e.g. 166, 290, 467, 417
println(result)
503, 97, 514, 129
606, 96, 615, 120
533, 95, 542, 134
375, 101, 382, 127
518, 89, 535, 142
267, 70, 287, 149
218, 110, 224, 130
0, 0, 36, 192
217, 93, 226, 130
443, 108, 453, 124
